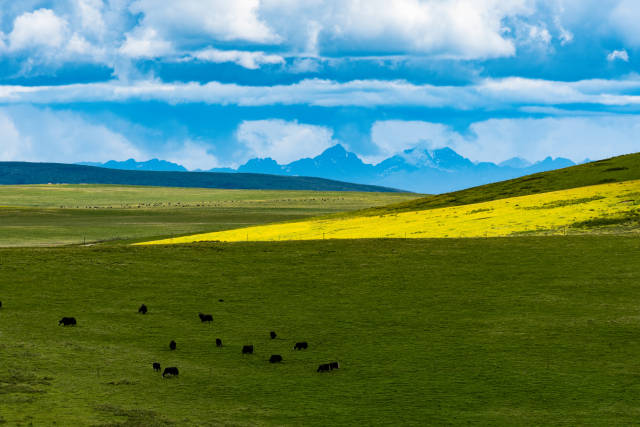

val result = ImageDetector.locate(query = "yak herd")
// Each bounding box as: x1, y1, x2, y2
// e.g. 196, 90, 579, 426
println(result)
48, 301, 340, 378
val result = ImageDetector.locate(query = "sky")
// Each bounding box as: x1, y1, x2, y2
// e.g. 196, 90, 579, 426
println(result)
1, 0, 640, 170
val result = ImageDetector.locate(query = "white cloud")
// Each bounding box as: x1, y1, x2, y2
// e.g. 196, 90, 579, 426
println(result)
607, 49, 629, 62
159, 140, 220, 170
0, 106, 143, 163
462, 116, 640, 162
368, 121, 456, 163
9, 8, 68, 50
4, 6, 109, 67
369, 116, 640, 164
235, 119, 334, 164
288, 57, 321, 73
610, 0, 640, 46
74, 0, 107, 39
0, 105, 220, 170
0, 113, 24, 160
1, 0, 638, 75
119, 27, 173, 58
66, 33, 93, 55
188, 48, 284, 69
519, 23, 552, 50
3, 76, 640, 108
260, 0, 534, 59
129, 0, 280, 44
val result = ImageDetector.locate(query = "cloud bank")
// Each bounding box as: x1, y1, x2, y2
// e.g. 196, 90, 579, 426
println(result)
2, 76, 640, 109
370, 116, 640, 164
236, 120, 334, 164
0, 106, 219, 170
0, 1, 636, 74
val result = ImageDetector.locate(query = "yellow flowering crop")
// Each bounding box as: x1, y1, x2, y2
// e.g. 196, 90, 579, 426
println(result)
138, 180, 640, 244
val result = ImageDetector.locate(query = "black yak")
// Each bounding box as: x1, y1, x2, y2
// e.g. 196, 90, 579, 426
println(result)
242, 345, 254, 354
58, 317, 76, 326
153, 362, 161, 372
269, 354, 282, 363
198, 313, 213, 323
169, 340, 176, 350
330, 362, 340, 370
293, 341, 308, 350
216, 338, 222, 347
270, 331, 277, 339
163, 367, 179, 377
138, 304, 148, 314
317, 363, 331, 373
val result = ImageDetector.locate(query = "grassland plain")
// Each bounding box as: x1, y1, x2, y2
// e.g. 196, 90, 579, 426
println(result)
141, 179, 640, 244
1, 237, 640, 425
0, 185, 417, 247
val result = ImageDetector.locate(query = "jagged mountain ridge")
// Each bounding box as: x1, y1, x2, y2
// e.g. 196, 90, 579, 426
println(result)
234, 145, 575, 193
81, 145, 575, 193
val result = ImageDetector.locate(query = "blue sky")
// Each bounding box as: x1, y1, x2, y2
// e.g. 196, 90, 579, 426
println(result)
1, 0, 640, 170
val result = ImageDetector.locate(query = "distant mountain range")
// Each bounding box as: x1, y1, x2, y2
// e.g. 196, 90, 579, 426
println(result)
80, 158, 188, 172
79, 145, 575, 193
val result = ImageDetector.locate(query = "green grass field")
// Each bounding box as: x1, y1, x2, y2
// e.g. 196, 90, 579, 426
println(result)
2, 237, 640, 425
3, 158, 640, 425
0, 185, 417, 246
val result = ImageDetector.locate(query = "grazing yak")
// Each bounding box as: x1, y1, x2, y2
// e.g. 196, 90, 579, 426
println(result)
138, 304, 148, 314
317, 362, 339, 372
198, 313, 213, 323
58, 317, 77, 326
169, 340, 177, 350
270, 331, 277, 339
216, 338, 222, 347
269, 354, 283, 363
317, 363, 331, 373
293, 341, 308, 350
242, 345, 254, 354
163, 367, 179, 377
153, 362, 161, 372
0, 301, 2, 309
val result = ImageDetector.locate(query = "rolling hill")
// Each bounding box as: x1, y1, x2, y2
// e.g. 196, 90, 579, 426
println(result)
353, 151, 640, 217
0, 162, 402, 193
139, 152, 640, 244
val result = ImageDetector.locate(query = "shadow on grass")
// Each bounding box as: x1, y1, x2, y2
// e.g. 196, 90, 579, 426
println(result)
0, 370, 51, 396
93, 405, 175, 426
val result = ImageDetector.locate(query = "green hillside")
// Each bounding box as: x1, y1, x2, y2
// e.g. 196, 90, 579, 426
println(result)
352, 152, 640, 217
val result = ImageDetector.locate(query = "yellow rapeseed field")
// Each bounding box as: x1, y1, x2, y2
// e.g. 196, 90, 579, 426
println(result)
139, 180, 640, 244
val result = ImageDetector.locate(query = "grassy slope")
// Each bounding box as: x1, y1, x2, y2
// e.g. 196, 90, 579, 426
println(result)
142, 180, 640, 243
350, 152, 640, 217
2, 237, 640, 425
0, 185, 418, 246
138, 153, 640, 245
